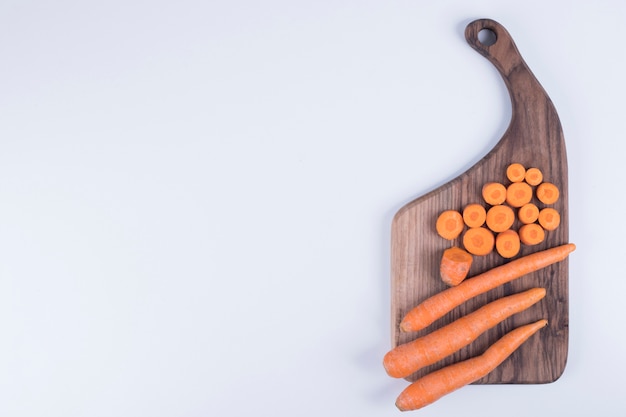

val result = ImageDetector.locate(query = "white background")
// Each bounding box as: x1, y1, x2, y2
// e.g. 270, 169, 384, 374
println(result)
0, 1, 623, 416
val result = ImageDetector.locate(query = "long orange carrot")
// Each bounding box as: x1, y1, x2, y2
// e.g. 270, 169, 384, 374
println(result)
399, 243, 575, 333
383, 288, 545, 379
395, 319, 548, 411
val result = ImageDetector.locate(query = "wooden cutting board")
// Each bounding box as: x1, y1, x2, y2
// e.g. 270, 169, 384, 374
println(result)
390, 19, 569, 384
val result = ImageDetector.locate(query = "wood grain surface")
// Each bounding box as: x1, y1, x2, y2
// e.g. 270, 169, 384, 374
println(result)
390, 19, 569, 384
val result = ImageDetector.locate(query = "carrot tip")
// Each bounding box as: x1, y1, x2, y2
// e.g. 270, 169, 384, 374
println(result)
395, 401, 410, 412
398, 320, 412, 333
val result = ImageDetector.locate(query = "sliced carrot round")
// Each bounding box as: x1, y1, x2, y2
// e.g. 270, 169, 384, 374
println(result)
462, 227, 495, 256
482, 182, 507, 205
485, 205, 515, 233
536, 182, 560, 204
519, 223, 545, 245
518, 203, 539, 224
436, 210, 464, 240
462, 204, 487, 228
538, 207, 561, 231
506, 182, 533, 208
495, 229, 521, 258
506, 163, 526, 183
524, 167, 543, 186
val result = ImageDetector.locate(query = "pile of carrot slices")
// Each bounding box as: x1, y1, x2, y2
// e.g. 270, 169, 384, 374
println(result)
382, 162, 575, 412
436, 163, 562, 287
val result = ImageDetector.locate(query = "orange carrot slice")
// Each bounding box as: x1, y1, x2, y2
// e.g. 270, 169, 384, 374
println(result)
524, 167, 543, 186
518, 203, 539, 224
538, 207, 560, 231
506, 182, 533, 207
536, 182, 560, 204
495, 229, 521, 258
462, 204, 487, 228
506, 163, 526, 183
519, 223, 545, 245
482, 182, 507, 205
485, 205, 515, 233
436, 210, 464, 240
462, 227, 494, 256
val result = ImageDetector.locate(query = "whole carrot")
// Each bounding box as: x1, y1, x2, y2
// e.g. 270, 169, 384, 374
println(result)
383, 288, 545, 379
400, 243, 575, 332
395, 319, 548, 411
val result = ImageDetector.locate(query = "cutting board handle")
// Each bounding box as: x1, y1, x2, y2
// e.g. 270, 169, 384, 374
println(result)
464, 19, 526, 77
464, 19, 559, 143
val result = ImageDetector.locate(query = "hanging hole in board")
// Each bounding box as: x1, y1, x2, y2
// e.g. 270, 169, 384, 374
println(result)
478, 28, 497, 46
